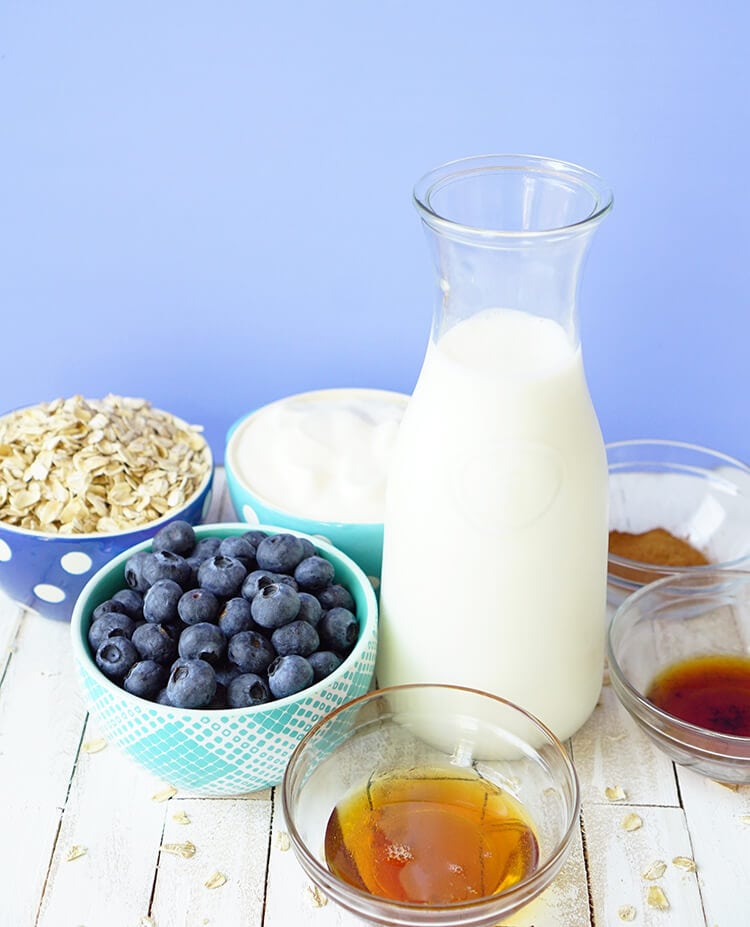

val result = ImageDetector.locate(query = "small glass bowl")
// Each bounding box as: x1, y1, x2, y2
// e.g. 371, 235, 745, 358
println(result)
607, 439, 750, 606
608, 568, 750, 784
281, 684, 580, 927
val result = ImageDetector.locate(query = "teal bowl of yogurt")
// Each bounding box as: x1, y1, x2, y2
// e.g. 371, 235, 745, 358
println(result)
224, 388, 409, 585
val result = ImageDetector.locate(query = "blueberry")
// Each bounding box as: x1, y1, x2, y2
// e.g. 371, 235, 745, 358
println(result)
227, 673, 272, 708
155, 687, 171, 705
251, 582, 300, 629
298, 537, 316, 559
178, 622, 227, 666
92, 598, 128, 622
241, 569, 297, 600
112, 588, 145, 621
95, 637, 140, 681
255, 533, 306, 574
294, 555, 335, 591
124, 550, 154, 592
186, 537, 223, 578
167, 659, 217, 709
242, 530, 268, 548
197, 555, 247, 597
308, 650, 343, 682
297, 592, 323, 627
208, 682, 228, 709
192, 536, 223, 560
317, 584, 355, 612
227, 630, 276, 675
131, 622, 179, 665
217, 597, 255, 637
151, 520, 196, 556
123, 660, 167, 699
88, 611, 136, 652
142, 549, 192, 588
318, 607, 359, 653
271, 619, 320, 657
143, 578, 183, 623
268, 654, 314, 699
218, 535, 257, 567
178, 587, 221, 625
214, 661, 242, 688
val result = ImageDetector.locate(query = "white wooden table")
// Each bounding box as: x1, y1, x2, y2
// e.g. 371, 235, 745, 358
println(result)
2, 470, 749, 927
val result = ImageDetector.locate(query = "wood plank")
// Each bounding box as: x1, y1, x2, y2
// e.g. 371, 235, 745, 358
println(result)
676, 768, 750, 926
36, 715, 168, 926
571, 684, 679, 808
150, 795, 272, 927
583, 803, 705, 926
0, 609, 86, 927
0, 589, 25, 683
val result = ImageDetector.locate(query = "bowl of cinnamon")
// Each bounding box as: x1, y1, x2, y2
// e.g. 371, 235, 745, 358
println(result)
606, 439, 750, 606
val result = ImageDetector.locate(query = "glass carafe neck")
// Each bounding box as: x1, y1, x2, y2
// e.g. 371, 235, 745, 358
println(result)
413, 155, 613, 346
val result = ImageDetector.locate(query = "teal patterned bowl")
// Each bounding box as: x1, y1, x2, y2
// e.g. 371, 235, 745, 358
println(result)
70, 524, 378, 796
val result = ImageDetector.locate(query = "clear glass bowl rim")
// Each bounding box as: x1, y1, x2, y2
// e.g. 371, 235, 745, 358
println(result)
607, 567, 750, 750
281, 682, 581, 919
607, 437, 750, 575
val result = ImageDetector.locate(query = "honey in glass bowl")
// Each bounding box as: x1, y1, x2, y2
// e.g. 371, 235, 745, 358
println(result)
324, 764, 538, 905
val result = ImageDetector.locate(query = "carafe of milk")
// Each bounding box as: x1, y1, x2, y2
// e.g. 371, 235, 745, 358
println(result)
377, 154, 613, 742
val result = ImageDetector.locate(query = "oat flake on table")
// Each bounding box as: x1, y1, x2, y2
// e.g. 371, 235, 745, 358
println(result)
0, 394, 209, 534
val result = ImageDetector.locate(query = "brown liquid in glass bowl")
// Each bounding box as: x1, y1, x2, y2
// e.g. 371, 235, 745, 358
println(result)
646, 654, 750, 736
324, 765, 539, 905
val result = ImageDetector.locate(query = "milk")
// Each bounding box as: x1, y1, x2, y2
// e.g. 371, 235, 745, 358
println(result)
377, 308, 607, 742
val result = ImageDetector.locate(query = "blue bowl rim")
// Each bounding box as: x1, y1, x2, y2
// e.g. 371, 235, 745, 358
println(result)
224, 387, 409, 531
70, 522, 379, 718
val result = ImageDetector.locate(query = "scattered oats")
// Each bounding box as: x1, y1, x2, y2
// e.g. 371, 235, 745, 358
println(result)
204, 871, 227, 889
151, 785, 178, 803
82, 737, 107, 754
646, 885, 670, 911
172, 810, 191, 826
618, 905, 637, 921
642, 860, 667, 881
606, 732, 627, 742
621, 812, 643, 832
140, 918, 156, 927
305, 884, 328, 908
740, 814, 750, 825
65, 845, 87, 862
0, 395, 210, 534
605, 785, 627, 801
160, 841, 196, 859
672, 856, 697, 872
275, 830, 291, 852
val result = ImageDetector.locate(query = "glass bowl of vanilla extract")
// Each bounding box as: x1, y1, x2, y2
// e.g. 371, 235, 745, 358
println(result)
281, 683, 580, 927
608, 568, 750, 784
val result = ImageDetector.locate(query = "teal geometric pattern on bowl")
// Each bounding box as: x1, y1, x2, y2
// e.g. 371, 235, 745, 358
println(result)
75, 632, 377, 795
71, 523, 378, 796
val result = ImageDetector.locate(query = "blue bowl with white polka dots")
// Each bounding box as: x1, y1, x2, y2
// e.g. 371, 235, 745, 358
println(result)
0, 465, 214, 622
70, 523, 379, 795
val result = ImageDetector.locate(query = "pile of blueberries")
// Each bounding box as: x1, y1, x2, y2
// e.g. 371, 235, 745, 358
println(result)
86, 522, 360, 710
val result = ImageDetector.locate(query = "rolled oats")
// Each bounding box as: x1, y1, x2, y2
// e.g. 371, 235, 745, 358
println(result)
0, 395, 210, 534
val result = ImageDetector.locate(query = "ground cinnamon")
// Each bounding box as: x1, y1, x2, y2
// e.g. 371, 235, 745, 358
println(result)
608, 527, 709, 584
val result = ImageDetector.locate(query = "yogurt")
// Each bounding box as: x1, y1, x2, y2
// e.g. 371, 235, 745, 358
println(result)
227, 389, 408, 524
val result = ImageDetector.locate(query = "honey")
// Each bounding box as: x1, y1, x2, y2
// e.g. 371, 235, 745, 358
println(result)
646, 654, 750, 736
323, 765, 539, 905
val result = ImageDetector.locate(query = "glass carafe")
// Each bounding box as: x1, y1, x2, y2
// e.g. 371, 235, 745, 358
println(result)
377, 155, 614, 742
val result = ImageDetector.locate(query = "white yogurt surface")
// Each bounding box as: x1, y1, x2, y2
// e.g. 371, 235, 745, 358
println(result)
227, 389, 409, 523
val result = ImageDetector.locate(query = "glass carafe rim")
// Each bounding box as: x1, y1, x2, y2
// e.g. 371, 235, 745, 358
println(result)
413, 153, 614, 240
